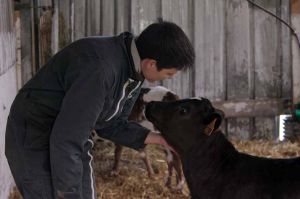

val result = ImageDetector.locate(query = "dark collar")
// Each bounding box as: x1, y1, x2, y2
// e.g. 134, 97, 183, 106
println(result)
122, 32, 144, 82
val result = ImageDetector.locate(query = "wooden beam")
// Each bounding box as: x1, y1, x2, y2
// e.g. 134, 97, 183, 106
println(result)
212, 99, 290, 118
19, 0, 34, 84
51, 0, 59, 54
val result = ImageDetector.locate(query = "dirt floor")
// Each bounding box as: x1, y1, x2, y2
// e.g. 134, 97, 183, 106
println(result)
9, 139, 300, 199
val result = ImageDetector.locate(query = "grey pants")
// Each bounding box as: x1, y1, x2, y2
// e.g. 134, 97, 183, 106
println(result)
5, 92, 96, 199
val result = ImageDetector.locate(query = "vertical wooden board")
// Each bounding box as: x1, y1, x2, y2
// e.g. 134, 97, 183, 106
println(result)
131, 0, 161, 34
131, 0, 161, 87
225, 0, 252, 139
93, 0, 101, 35
280, 0, 292, 98
115, 0, 130, 34
58, 0, 71, 46
70, 0, 74, 42
0, 1, 17, 195
39, 0, 52, 7
85, 0, 93, 36
52, 0, 59, 54
227, 118, 251, 140
226, 0, 252, 99
101, 0, 115, 35
86, 0, 101, 36
0, 0, 16, 75
20, 0, 33, 84
39, 9, 53, 65
253, 117, 276, 139
194, 0, 225, 100
74, 0, 86, 40
15, 11, 23, 89
253, 0, 280, 139
291, 14, 300, 103
160, 0, 192, 98
254, 0, 280, 99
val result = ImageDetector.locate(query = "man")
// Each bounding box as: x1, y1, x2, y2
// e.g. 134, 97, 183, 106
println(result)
5, 20, 195, 199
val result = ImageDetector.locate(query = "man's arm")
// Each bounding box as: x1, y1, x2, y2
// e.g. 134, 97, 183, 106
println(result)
95, 87, 176, 153
50, 56, 109, 198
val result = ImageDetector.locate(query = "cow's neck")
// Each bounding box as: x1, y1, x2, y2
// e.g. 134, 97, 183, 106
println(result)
182, 130, 238, 194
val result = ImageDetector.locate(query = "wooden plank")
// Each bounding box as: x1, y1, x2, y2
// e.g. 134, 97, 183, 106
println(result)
225, 0, 252, 139
0, 1, 17, 196
19, 0, 33, 84
212, 98, 286, 118
51, 0, 59, 54
39, 9, 52, 65
74, 0, 86, 40
93, 0, 101, 35
253, 117, 276, 139
70, 0, 75, 41
38, 0, 53, 67
58, 0, 71, 46
254, 0, 280, 99
194, 0, 225, 100
161, 0, 192, 98
0, 0, 16, 76
227, 118, 251, 140
292, 11, 300, 103
86, 0, 93, 36
253, 0, 280, 139
101, 0, 115, 35
131, 0, 161, 35
15, 11, 22, 89
226, 0, 252, 100
131, 0, 161, 87
280, 0, 292, 98
115, 0, 130, 34
39, 0, 52, 7
86, 0, 101, 36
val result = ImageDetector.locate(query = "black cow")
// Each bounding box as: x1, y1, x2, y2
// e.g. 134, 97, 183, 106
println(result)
145, 98, 300, 199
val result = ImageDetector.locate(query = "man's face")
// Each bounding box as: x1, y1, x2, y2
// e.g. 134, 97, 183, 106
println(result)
140, 59, 178, 82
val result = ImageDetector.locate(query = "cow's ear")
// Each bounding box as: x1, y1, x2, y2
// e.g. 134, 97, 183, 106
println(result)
203, 112, 223, 136
204, 118, 217, 136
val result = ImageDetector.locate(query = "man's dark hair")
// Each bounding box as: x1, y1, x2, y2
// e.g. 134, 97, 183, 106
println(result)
135, 20, 195, 71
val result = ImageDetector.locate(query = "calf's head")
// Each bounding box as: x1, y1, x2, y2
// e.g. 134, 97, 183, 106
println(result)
145, 98, 223, 154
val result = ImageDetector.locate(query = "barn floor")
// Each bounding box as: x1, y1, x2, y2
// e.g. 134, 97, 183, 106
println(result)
9, 139, 300, 199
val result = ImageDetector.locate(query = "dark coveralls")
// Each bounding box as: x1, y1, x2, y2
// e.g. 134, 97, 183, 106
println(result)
5, 32, 150, 199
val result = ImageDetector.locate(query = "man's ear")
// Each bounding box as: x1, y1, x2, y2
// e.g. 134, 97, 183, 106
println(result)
141, 59, 156, 70
149, 59, 157, 70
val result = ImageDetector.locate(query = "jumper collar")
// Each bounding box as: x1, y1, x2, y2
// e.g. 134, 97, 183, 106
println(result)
131, 39, 141, 74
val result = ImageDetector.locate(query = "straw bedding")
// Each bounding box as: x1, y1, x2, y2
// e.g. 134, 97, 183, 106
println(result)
9, 139, 300, 199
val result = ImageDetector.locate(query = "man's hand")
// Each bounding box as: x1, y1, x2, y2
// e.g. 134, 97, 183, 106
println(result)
144, 132, 178, 155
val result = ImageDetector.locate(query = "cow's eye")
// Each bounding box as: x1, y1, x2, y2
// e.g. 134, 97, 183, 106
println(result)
179, 107, 188, 115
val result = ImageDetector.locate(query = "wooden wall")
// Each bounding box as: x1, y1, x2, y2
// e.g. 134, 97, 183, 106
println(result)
0, 0, 17, 198
0, 0, 16, 76
16, 0, 294, 139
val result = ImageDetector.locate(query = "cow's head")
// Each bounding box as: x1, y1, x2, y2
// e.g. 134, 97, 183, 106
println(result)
145, 98, 223, 155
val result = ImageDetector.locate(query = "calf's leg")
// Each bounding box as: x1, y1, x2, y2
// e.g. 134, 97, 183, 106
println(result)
139, 148, 155, 178
111, 144, 123, 176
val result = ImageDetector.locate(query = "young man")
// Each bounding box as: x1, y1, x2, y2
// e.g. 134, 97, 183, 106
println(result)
5, 21, 195, 199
